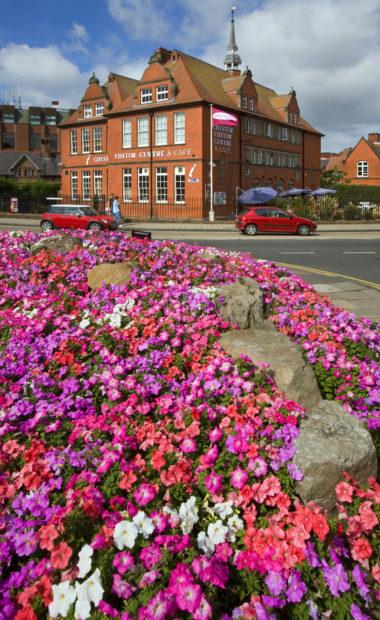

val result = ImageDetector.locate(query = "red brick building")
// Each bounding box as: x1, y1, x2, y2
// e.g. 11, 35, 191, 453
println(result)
325, 133, 380, 186
60, 14, 322, 219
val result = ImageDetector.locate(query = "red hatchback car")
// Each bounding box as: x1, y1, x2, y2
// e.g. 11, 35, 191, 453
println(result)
236, 206, 317, 236
40, 204, 118, 232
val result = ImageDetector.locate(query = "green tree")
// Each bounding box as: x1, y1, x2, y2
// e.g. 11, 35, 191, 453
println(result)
321, 166, 348, 188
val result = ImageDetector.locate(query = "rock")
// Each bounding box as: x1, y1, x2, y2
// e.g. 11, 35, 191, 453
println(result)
220, 328, 322, 411
31, 235, 82, 254
294, 400, 377, 513
218, 278, 269, 330
87, 263, 133, 289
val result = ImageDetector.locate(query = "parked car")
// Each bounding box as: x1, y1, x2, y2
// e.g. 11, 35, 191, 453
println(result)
40, 205, 118, 232
236, 206, 317, 236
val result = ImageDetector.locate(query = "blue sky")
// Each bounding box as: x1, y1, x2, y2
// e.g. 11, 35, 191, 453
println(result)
1, 0, 380, 151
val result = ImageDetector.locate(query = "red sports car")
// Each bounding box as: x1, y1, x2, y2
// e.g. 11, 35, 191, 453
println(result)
40, 204, 118, 232
236, 206, 317, 236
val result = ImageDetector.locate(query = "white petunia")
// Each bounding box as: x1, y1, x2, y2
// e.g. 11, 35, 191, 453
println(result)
74, 568, 104, 619
227, 514, 244, 542
113, 520, 138, 550
207, 520, 228, 545
77, 544, 93, 579
133, 510, 154, 538
213, 500, 233, 520
79, 318, 91, 329
197, 531, 215, 556
178, 496, 199, 534
49, 581, 76, 618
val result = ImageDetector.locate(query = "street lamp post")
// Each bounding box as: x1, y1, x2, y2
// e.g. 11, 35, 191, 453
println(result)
209, 104, 215, 222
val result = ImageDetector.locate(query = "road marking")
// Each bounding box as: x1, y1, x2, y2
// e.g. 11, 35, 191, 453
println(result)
343, 251, 376, 254
276, 262, 380, 291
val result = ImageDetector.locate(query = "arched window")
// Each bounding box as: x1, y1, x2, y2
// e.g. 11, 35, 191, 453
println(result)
357, 161, 368, 177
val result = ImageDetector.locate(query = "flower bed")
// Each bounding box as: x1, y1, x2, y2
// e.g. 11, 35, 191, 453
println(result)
0, 230, 379, 619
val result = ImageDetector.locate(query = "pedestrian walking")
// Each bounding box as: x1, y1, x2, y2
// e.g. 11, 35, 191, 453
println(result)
112, 195, 122, 224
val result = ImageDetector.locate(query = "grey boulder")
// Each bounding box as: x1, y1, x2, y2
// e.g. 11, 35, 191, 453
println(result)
31, 235, 82, 254
87, 262, 133, 289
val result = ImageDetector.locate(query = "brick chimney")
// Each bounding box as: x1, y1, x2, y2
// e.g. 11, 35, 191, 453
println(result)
368, 132, 380, 144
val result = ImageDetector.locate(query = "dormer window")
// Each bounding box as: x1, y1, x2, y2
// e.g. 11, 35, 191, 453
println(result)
156, 85, 169, 101
95, 103, 104, 116
249, 97, 255, 111
242, 95, 247, 109
141, 88, 152, 104
84, 105, 92, 118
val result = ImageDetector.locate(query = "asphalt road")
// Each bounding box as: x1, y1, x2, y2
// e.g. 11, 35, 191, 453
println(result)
171, 237, 380, 285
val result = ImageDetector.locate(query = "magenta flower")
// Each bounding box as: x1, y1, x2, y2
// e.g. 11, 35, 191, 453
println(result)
180, 438, 197, 453
322, 562, 350, 597
204, 471, 223, 494
230, 467, 248, 489
176, 582, 202, 613
265, 570, 287, 596
112, 551, 135, 575
286, 570, 307, 603
139, 544, 162, 570
134, 483, 156, 506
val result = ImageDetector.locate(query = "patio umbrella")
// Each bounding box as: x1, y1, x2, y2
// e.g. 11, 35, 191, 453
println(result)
279, 188, 311, 197
238, 186, 278, 205
311, 188, 337, 196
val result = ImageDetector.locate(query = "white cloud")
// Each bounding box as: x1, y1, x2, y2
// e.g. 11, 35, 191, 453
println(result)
69, 23, 89, 43
0, 44, 86, 108
106, 0, 169, 40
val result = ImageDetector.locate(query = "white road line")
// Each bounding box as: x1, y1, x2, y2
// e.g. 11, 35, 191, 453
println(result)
280, 251, 315, 254
343, 251, 376, 254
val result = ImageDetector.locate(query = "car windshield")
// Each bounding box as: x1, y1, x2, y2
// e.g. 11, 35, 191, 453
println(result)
78, 207, 98, 216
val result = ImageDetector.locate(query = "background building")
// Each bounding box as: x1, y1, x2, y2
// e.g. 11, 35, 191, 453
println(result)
324, 133, 380, 186
0, 104, 74, 182
60, 15, 322, 219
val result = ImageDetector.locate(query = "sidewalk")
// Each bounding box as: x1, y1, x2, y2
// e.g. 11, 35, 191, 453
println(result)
1, 215, 380, 233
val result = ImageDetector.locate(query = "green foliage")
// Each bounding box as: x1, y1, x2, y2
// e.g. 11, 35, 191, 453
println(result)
99, 463, 121, 500
63, 508, 98, 555
0, 177, 60, 199
321, 167, 347, 188
342, 337, 377, 361
313, 362, 341, 400
335, 183, 380, 207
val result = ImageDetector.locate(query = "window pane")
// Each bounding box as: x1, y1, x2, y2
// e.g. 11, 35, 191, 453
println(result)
138, 167, 149, 202
71, 172, 78, 199
174, 166, 185, 203
95, 103, 104, 116
93, 127, 102, 152
94, 170, 102, 196
84, 105, 92, 117
155, 115, 167, 146
82, 171, 91, 199
82, 128, 90, 153
141, 89, 152, 104
156, 85, 168, 101
123, 119, 132, 148
138, 117, 149, 147
156, 167, 167, 203
70, 130, 78, 155
123, 168, 132, 202
174, 112, 185, 144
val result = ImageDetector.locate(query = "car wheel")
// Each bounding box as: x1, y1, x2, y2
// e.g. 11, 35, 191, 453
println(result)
41, 220, 53, 232
244, 223, 258, 236
88, 222, 102, 231
297, 224, 310, 236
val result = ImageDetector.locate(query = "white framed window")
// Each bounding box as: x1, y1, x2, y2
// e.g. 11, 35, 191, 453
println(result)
81, 128, 90, 153
122, 119, 132, 148
93, 127, 102, 152
174, 166, 185, 204
95, 103, 104, 116
141, 88, 152, 104
156, 167, 168, 203
71, 172, 78, 199
256, 149, 263, 164
265, 123, 273, 138
138, 167, 149, 202
156, 85, 169, 101
70, 130, 78, 155
245, 118, 256, 134
281, 127, 288, 141
83, 105, 92, 118
155, 115, 167, 146
123, 168, 132, 202
138, 117, 149, 147
94, 170, 102, 196
357, 161, 368, 178
249, 97, 255, 111
241, 95, 247, 109
82, 171, 91, 199
174, 112, 185, 144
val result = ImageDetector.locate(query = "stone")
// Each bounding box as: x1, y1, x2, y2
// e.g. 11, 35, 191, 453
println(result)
218, 278, 269, 330
87, 262, 133, 289
294, 400, 377, 513
220, 328, 322, 411
31, 235, 82, 254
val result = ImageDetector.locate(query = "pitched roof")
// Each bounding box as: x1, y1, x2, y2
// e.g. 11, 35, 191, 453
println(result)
0, 152, 60, 176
